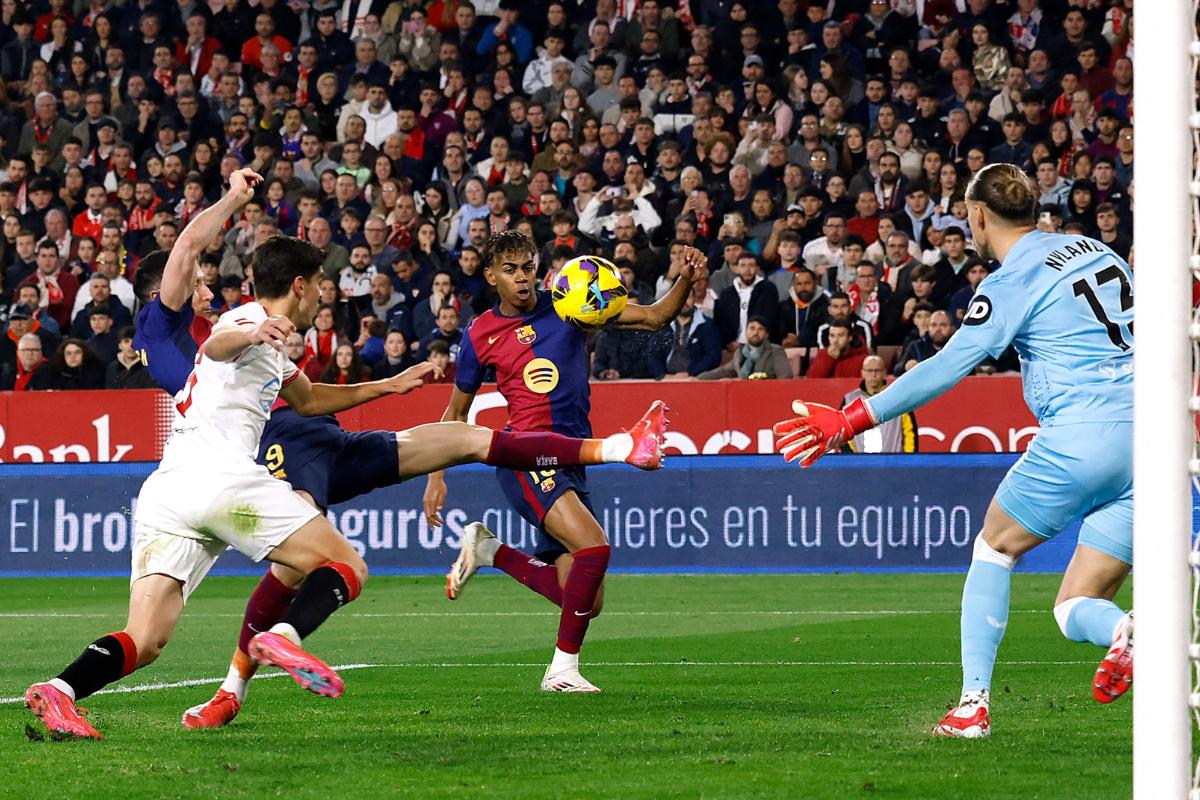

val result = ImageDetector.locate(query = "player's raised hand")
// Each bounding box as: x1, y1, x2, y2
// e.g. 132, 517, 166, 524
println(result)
228, 168, 264, 204
382, 362, 440, 395
680, 246, 709, 284
774, 398, 875, 467
249, 315, 295, 351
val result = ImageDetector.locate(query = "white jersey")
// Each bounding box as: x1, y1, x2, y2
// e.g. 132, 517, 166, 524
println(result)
162, 302, 298, 465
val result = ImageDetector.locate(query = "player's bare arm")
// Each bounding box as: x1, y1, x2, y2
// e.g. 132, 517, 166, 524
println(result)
424, 386, 477, 526
280, 362, 440, 417
204, 314, 296, 361
158, 168, 263, 311
614, 246, 708, 330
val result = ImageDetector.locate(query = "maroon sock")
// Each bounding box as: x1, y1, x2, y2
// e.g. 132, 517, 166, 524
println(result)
485, 430, 589, 470
493, 544, 563, 606
556, 544, 611, 654
237, 569, 299, 655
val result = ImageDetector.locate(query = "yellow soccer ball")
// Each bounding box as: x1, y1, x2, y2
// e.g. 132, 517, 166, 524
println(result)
550, 255, 629, 330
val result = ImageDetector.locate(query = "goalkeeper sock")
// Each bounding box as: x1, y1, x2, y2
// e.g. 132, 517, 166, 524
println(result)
960, 536, 1014, 694
493, 544, 563, 606
1057, 596, 1125, 647
54, 632, 138, 700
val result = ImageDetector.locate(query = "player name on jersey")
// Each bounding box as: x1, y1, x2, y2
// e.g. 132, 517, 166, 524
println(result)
1043, 238, 1106, 271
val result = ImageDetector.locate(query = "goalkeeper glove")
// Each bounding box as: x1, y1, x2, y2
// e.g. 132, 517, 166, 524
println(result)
773, 397, 876, 467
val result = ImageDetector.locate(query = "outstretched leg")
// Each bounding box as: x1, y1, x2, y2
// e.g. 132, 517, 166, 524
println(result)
29, 573, 185, 738
934, 499, 1043, 739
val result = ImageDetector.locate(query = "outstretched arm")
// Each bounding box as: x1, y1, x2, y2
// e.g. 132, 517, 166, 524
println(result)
280, 362, 439, 416
160, 169, 262, 311
615, 246, 708, 331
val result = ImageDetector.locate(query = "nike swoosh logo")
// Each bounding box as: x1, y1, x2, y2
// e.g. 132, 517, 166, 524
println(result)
986, 615, 1007, 630
574, 610, 591, 617
488, 335, 499, 344
246, 623, 260, 633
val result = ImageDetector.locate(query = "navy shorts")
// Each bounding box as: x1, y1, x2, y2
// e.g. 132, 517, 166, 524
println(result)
494, 465, 593, 563
259, 408, 399, 510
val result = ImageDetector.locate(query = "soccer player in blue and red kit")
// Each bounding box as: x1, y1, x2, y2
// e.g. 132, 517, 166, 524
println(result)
425, 230, 709, 692
109, 175, 669, 730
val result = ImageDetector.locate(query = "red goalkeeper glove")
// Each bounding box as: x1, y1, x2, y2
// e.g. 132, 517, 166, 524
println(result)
773, 397, 876, 467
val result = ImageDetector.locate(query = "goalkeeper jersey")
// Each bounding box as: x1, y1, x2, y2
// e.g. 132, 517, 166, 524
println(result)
867, 229, 1133, 427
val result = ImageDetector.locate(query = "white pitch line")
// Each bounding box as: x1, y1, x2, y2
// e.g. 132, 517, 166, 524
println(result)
0, 659, 1094, 705
0, 609, 1047, 619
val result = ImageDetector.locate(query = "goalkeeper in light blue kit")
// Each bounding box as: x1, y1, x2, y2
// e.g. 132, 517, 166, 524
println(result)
774, 163, 1134, 739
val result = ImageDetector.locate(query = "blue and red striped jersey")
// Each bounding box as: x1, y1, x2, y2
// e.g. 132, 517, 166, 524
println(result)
456, 291, 591, 438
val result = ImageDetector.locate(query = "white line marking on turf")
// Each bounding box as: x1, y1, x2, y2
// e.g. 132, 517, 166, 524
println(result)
0, 610, 1047, 619
0, 659, 1095, 705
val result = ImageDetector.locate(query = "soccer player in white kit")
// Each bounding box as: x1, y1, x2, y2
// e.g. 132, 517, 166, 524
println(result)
24, 225, 435, 739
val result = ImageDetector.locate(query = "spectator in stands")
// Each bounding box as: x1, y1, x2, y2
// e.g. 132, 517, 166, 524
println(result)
372, 329, 417, 379
0, 331, 53, 390
85, 307, 119, 363
714, 250, 778, 350
801, 211, 846, 277
0, 302, 59, 371
46, 336, 104, 389
105, 326, 156, 389
1094, 202, 1131, 261
842, 355, 918, 453
778, 267, 828, 349
418, 304, 462, 361
894, 309, 955, 376
646, 294, 720, 379
319, 343, 372, 385
28, 240, 79, 329
817, 291, 872, 352
14, 283, 61, 338
697, 317, 792, 380
807, 319, 867, 379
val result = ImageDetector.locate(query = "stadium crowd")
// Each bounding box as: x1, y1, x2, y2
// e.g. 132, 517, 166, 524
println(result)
0, 0, 1133, 392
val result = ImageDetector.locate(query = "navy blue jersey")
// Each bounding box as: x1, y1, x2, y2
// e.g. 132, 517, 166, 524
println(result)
132, 298, 197, 396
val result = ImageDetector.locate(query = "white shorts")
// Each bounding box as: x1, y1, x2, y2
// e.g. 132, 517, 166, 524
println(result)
131, 456, 320, 600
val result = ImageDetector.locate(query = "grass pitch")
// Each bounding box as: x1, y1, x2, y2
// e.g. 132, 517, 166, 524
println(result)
1, 574, 1129, 799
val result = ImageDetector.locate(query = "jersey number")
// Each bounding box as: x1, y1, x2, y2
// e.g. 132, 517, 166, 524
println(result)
1072, 265, 1133, 351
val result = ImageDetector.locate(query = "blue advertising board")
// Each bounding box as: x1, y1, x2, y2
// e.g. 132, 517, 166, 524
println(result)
0, 454, 1160, 578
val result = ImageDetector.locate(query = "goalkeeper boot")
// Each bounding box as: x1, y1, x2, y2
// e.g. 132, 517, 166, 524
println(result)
1093, 611, 1133, 704
932, 690, 991, 739
446, 521, 496, 600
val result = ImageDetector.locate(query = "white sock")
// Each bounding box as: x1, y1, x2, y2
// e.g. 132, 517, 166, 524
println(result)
549, 647, 579, 673
958, 688, 990, 710
268, 622, 301, 646
476, 534, 500, 566
48, 678, 75, 702
220, 665, 249, 703
600, 433, 634, 463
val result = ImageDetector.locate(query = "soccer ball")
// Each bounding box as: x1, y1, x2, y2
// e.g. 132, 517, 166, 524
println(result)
550, 255, 629, 330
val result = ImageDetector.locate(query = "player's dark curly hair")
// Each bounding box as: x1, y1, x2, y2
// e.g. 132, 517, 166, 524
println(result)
965, 163, 1036, 225
133, 249, 170, 305
252, 235, 325, 299
482, 229, 537, 271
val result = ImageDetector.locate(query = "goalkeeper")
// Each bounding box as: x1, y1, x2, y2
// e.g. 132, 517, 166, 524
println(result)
774, 163, 1134, 739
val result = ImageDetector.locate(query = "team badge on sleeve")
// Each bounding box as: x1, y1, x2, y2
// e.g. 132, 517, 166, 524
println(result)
963, 295, 993, 326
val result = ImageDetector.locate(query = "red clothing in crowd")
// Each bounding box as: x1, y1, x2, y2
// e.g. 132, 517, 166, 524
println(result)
806, 349, 867, 379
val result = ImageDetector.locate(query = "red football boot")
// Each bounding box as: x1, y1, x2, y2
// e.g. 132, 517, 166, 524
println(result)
249, 632, 344, 698
25, 682, 103, 739
625, 400, 670, 470
1093, 612, 1133, 704
932, 693, 991, 739
181, 689, 243, 729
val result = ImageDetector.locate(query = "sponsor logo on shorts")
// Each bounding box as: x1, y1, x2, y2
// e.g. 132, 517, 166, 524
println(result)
522, 358, 559, 394
515, 325, 537, 345
963, 295, 993, 326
